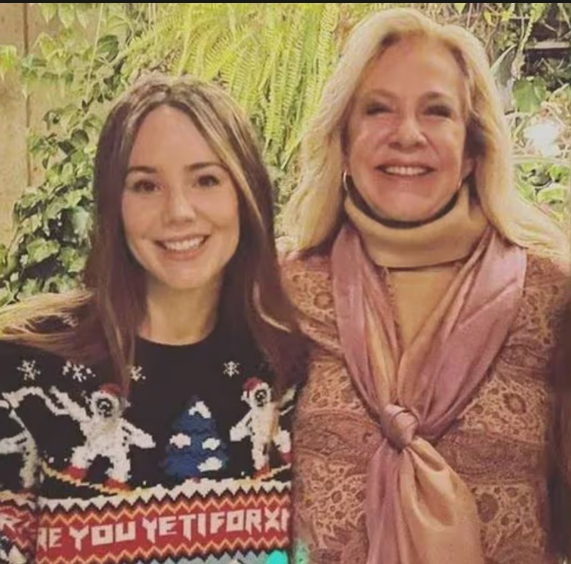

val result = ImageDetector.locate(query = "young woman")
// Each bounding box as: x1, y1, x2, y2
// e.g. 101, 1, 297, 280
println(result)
0, 74, 306, 564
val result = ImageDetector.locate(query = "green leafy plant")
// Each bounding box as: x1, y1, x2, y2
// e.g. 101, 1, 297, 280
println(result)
0, 3, 568, 304
0, 3, 144, 304
511, 82, 570, 224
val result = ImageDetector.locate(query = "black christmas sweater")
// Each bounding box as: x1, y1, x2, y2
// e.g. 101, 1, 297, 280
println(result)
0, 322, 297, 564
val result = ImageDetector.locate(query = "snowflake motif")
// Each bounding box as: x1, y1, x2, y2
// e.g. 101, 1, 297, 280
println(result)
17, 360, 40, 382
130, 366, 146, 383
223, 361, 240, 378
62, 361, 94, 383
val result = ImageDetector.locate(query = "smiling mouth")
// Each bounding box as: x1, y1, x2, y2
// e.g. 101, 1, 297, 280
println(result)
159, 236, 208, 252
377, 165, 433, 177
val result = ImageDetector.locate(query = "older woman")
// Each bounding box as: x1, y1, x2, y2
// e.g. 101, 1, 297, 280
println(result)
283, 8, 569, 564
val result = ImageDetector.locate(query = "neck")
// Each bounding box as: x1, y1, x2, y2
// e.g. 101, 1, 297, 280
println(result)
345, 184, 488, 268
373, 192, 459, 229
140, 282, 221, 345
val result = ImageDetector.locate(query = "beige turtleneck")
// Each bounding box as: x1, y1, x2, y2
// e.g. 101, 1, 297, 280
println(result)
345, 187, 488, 347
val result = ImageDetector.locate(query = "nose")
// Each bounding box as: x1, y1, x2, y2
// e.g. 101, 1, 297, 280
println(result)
390, 115, 426, 149
163, 185, 197, 223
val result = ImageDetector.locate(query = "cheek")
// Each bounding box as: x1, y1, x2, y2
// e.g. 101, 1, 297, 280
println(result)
443, 127, 469, 164
121, 202, 154, 246
210, 190, 240, 230
120, 199, 137, 238
346, 118, 392, 164
228, 213, 241, 249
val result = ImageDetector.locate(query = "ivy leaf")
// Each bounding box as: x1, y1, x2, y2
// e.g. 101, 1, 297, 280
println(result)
518, 162, 536, 175
71, 129, 89, 149
63, 189, 86, 208
20, 53, 45, 83
45, 198, 67, 220
58, 4, 76, 29
70, 208, 93, 240
19, 214, 43, 236
26, 238, 60, 265
0, 286, 15, 307
46, 275, 78, 293
516, 177, 535, 199
537, 184, 569, 205
59, 247, 87, 273
76, 5, 91, 29
0, 244, 7, 267
39, 3, 58, 23
0, 45, 19, 80
1, 254, 19, 278
20, 278, 42, 299
37, 33, 58, 59
513, 78, 547, 113
548, 165, 570, 183
98, 35, 119, 61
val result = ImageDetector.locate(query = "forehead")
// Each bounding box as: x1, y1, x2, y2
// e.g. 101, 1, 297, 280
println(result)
129, 105, 219, 164
357, 35, 466, 101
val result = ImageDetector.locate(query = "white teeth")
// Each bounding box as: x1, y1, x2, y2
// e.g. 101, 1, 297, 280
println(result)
163, 237, 206, 251
383, 166, 429, 176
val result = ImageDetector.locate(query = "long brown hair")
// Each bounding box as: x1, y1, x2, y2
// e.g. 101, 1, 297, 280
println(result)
0, 74, 307, 395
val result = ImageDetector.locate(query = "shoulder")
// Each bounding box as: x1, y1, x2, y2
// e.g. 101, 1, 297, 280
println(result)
279, 252, 345, 354
503, 249, 570, 373
525, 250, 570, 282
0, 338, 99, 398
280, 252, 334, 316
0, 340, 56, 396
0, 339, 45, 366
523, 250, 570, 314
280, 251, 333, 301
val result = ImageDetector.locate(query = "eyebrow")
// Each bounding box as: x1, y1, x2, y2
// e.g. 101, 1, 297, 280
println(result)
363, 88, 457, 104
126, 161, 226, 176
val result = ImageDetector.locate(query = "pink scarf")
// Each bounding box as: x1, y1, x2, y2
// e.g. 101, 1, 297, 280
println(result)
331, 223, 526, 564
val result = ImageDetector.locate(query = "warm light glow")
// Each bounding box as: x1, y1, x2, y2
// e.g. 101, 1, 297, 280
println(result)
524, 119, 563, 157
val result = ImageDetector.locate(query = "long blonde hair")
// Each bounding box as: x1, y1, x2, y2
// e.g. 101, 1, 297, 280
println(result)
283, 8, 567, 257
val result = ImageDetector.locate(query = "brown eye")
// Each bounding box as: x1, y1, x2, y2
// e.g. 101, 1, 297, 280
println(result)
195, 174, 221, 189
427, 105, 452, 118
129, 180, 160, 194
366, 103, 391, 115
